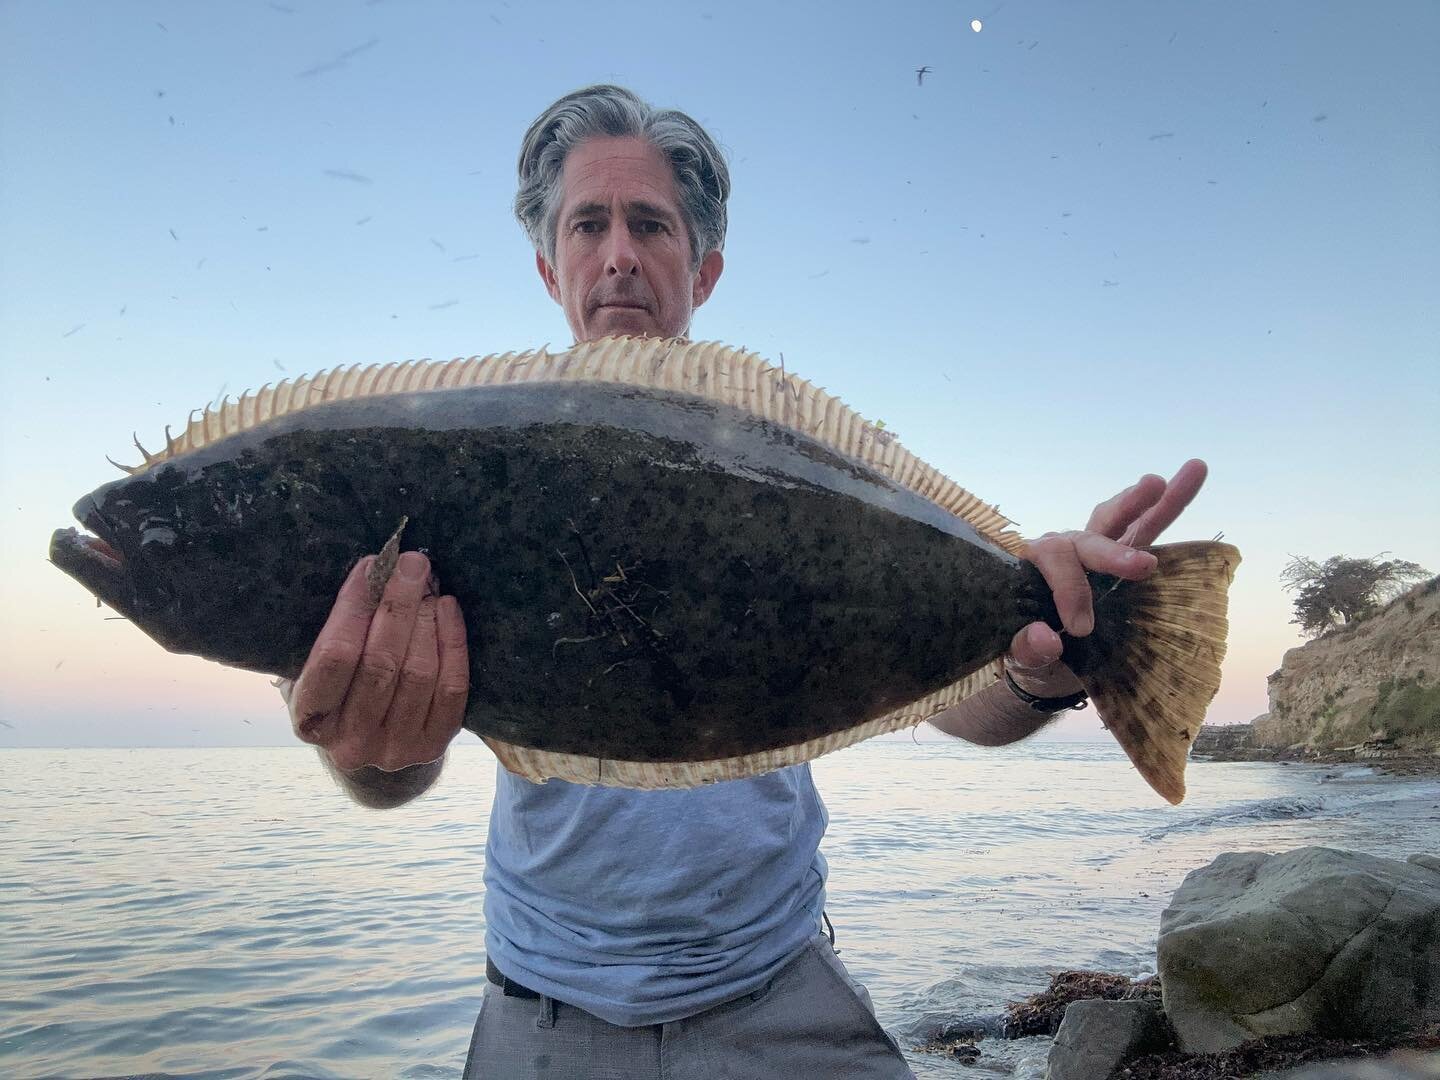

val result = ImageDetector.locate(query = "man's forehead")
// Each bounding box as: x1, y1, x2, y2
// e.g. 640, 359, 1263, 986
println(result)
560, 137, 679, 211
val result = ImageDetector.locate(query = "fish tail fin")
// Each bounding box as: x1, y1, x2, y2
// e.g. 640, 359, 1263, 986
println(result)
1063, 541, 1241, 805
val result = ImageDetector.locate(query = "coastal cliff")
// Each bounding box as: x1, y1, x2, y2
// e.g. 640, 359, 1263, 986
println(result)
1246, 578, 1440, 755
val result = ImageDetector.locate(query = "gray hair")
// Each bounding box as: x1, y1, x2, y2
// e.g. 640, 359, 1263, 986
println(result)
515, 85, 730, 270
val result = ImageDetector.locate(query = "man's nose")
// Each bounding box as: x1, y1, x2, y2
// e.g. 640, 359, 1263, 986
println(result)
602, 229, 640, 276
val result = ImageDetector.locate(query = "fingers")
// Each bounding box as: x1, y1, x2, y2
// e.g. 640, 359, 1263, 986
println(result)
1006, 622, 1086, 696
290, 556, 381, 746
382, 595, 441, 745
1026, 531, 1157, 637
426, 596, 470, 740
1086, 474, 1167, 539
329, 551, 434, 763
1008, 622, 1063, 669
1119, 458, 1208, 548
292, 547, 470, 773
1012, 460, 1208, 683
1084, 459, 1209, 549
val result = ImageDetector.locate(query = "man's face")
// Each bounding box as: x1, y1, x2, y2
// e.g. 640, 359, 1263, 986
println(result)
537, 135, 723, 343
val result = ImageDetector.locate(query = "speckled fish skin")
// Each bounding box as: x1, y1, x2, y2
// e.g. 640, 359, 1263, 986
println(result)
51, 381, 1060, 763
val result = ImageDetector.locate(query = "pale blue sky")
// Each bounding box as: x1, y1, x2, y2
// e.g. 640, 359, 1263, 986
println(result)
2, 0, 1436, 747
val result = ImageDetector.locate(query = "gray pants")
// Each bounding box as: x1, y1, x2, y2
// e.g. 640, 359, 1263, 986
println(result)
462, 935, 916, 1079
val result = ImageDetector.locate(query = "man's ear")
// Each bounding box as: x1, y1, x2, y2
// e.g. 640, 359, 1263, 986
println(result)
691, 249, 724, 309
536, 250, 561, 303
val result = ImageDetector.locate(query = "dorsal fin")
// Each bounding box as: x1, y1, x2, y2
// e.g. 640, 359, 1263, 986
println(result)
116, 336, 1025, 557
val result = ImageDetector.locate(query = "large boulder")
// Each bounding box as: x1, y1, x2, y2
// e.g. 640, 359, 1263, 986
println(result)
1157, 847, 1440, 1053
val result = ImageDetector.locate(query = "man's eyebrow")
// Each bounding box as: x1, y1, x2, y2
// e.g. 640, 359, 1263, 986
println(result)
565, 200, 679, 225
625, 200, 678, 224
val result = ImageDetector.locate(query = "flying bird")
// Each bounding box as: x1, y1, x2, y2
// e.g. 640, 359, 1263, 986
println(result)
915, 66, 931, 86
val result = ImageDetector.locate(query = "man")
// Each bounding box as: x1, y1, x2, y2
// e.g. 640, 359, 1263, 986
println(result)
284, 85, 1206, 1078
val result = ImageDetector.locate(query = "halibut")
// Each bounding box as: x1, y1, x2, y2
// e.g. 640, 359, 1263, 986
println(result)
49, 337, 1239, 802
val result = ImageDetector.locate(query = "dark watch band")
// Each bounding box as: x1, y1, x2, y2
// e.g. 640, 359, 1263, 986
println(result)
1003, 668, 1089, 713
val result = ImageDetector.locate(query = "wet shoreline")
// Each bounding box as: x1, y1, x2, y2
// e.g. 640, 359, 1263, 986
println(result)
1193, 746, 1440, 779
914, 970, 1440, 1080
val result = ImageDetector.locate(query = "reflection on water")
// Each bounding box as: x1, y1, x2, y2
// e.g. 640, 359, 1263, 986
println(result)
2, 742, 1437, 1078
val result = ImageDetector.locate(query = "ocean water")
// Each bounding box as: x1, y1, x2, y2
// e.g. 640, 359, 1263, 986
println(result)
2, 742, 1437, 1080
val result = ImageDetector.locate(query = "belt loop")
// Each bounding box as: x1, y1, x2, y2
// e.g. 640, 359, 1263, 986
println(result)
536, 994, 557, 1029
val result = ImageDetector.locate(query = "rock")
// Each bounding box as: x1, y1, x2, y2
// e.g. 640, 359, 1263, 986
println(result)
1258, 1048, 1440, 1078
1046, 998, 1168, 1080
1157, 847, 1440, 1054
1191, 722, 1257, 759
946, 1042, 982, 1064
1006, 970, 1138, 1038
904, 1009, 1006, 1046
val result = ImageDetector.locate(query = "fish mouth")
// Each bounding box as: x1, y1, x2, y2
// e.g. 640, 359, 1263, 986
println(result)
60, 529, 123, 568
49, 498, 134, 616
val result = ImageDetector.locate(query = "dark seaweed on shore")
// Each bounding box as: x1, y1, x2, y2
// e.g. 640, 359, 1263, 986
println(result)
1118, 1028, 1440, 1079
1004, 969, 1161, 1038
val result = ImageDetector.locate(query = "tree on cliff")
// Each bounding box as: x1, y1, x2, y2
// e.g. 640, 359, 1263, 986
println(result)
1281, 553, 1431, 636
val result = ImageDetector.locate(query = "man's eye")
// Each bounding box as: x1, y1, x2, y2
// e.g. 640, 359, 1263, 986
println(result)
636, 220, 666, 235
574, 220, 601, 234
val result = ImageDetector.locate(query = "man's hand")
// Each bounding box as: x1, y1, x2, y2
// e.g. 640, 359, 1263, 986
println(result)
282, 551, 469, 774
1007, 459, 1208, 692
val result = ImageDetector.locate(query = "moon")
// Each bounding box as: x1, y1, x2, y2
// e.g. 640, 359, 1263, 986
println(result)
971, 18, 983, 31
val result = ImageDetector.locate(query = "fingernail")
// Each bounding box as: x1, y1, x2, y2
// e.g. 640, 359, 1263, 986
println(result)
1028, 625, 1061, 663
398, 551, 427, 581
296, 710, 331, 742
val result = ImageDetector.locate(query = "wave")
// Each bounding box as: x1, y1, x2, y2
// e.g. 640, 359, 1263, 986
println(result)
1143, 795, 1326, 840
1334, 766, 1378, 780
